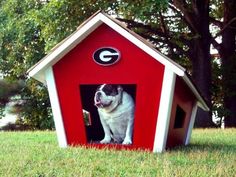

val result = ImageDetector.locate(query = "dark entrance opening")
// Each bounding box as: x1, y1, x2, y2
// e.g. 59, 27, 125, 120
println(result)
80, 84, 136, 143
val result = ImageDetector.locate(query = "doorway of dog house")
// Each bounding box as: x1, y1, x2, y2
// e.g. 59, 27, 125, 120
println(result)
79, 84, 136, 144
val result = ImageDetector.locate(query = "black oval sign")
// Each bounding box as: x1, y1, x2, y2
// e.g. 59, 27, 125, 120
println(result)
93, 47, 121, 66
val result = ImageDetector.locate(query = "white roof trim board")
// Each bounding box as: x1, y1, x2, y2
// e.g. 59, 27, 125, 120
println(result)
28, 12, 209, 111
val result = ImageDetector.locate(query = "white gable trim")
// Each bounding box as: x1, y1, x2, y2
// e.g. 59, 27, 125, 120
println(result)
28, 12, 208, 111
28, 12, 184, 83
28, 15, 103, 83
45, 67, 67, 148
182, 74, 209, 111
98, 13, 185, 76
153, 68, 176, 153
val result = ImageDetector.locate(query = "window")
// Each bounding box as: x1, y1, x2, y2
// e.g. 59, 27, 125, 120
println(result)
174, 105, 186, 129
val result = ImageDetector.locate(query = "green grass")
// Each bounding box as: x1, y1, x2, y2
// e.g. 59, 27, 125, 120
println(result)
0, 129, 235, 177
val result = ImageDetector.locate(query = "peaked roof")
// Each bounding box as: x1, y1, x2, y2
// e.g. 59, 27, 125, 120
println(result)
28, 11, 209, 111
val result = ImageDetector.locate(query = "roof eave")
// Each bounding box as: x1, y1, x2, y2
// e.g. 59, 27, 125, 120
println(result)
28, 13, 103, 83
182, 73, 210, 111
27, 12, 209, 112
99, 13, 186, 76
28, 12, 187, 83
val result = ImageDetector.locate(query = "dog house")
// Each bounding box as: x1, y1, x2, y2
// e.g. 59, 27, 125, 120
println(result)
28, 11, 209, 152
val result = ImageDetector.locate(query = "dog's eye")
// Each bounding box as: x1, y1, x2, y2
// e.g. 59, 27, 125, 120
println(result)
103, 85, 118, 96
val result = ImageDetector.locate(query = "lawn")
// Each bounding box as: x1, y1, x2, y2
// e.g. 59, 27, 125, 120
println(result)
0, 129, 235, 177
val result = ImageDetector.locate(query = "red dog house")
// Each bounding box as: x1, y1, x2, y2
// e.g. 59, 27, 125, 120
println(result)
28, 12, 209, 152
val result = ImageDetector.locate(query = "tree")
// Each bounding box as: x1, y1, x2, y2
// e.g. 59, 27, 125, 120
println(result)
114, 0, 213, 127
0, 79, 24, 119
0, 80, 24, 105
221, 0, 236, 127
1, 0, 235, 128
0, 0, 53, 129
211, 0, 236, 127
0, 0, 116, 129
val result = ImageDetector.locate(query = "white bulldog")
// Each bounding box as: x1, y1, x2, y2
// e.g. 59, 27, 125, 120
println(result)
94, 84, 135, 145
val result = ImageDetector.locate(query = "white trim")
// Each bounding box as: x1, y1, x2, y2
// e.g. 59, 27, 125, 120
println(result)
28, 12, 185, 83
29, 15, 103, 83
99, 14, 185, 76
45, 67, 67, 148
185, 102, 198, 145
153, 68, 176, 153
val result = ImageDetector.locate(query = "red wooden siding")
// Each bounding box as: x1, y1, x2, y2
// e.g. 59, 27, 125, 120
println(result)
53, 24, 165, 151
166, 77, 196, 148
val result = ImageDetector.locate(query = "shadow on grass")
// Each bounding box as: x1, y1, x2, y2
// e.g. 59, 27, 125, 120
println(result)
0, 123, 32, 131
168, 142, 236, 154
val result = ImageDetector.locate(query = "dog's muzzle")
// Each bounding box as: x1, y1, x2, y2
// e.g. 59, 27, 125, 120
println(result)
95, 92, 102, 101
94, 91, 112, 108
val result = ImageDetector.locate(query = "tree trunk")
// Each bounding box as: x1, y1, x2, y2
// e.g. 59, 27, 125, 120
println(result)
124, 1, 215, 127
190, 37, 213, 127
220, 0, 236, 127
174, 0, 213, 127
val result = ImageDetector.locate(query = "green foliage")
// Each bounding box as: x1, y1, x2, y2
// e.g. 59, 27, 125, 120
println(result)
0, 107, 5, 119
0, 129, 236, 176
18, 80, 54, 130
0, 0, 115, 129
114, 1, 191, 68
0, 79, 24, 105
0, 0, 234, 128
0, 0, 45, 78
117, 0, 167, 21
0, 0, 51, 129
210, 0, 224, 20
32, 0, 118, 52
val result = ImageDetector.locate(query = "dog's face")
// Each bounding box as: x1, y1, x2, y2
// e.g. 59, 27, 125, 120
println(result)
94, 84, 123, 110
